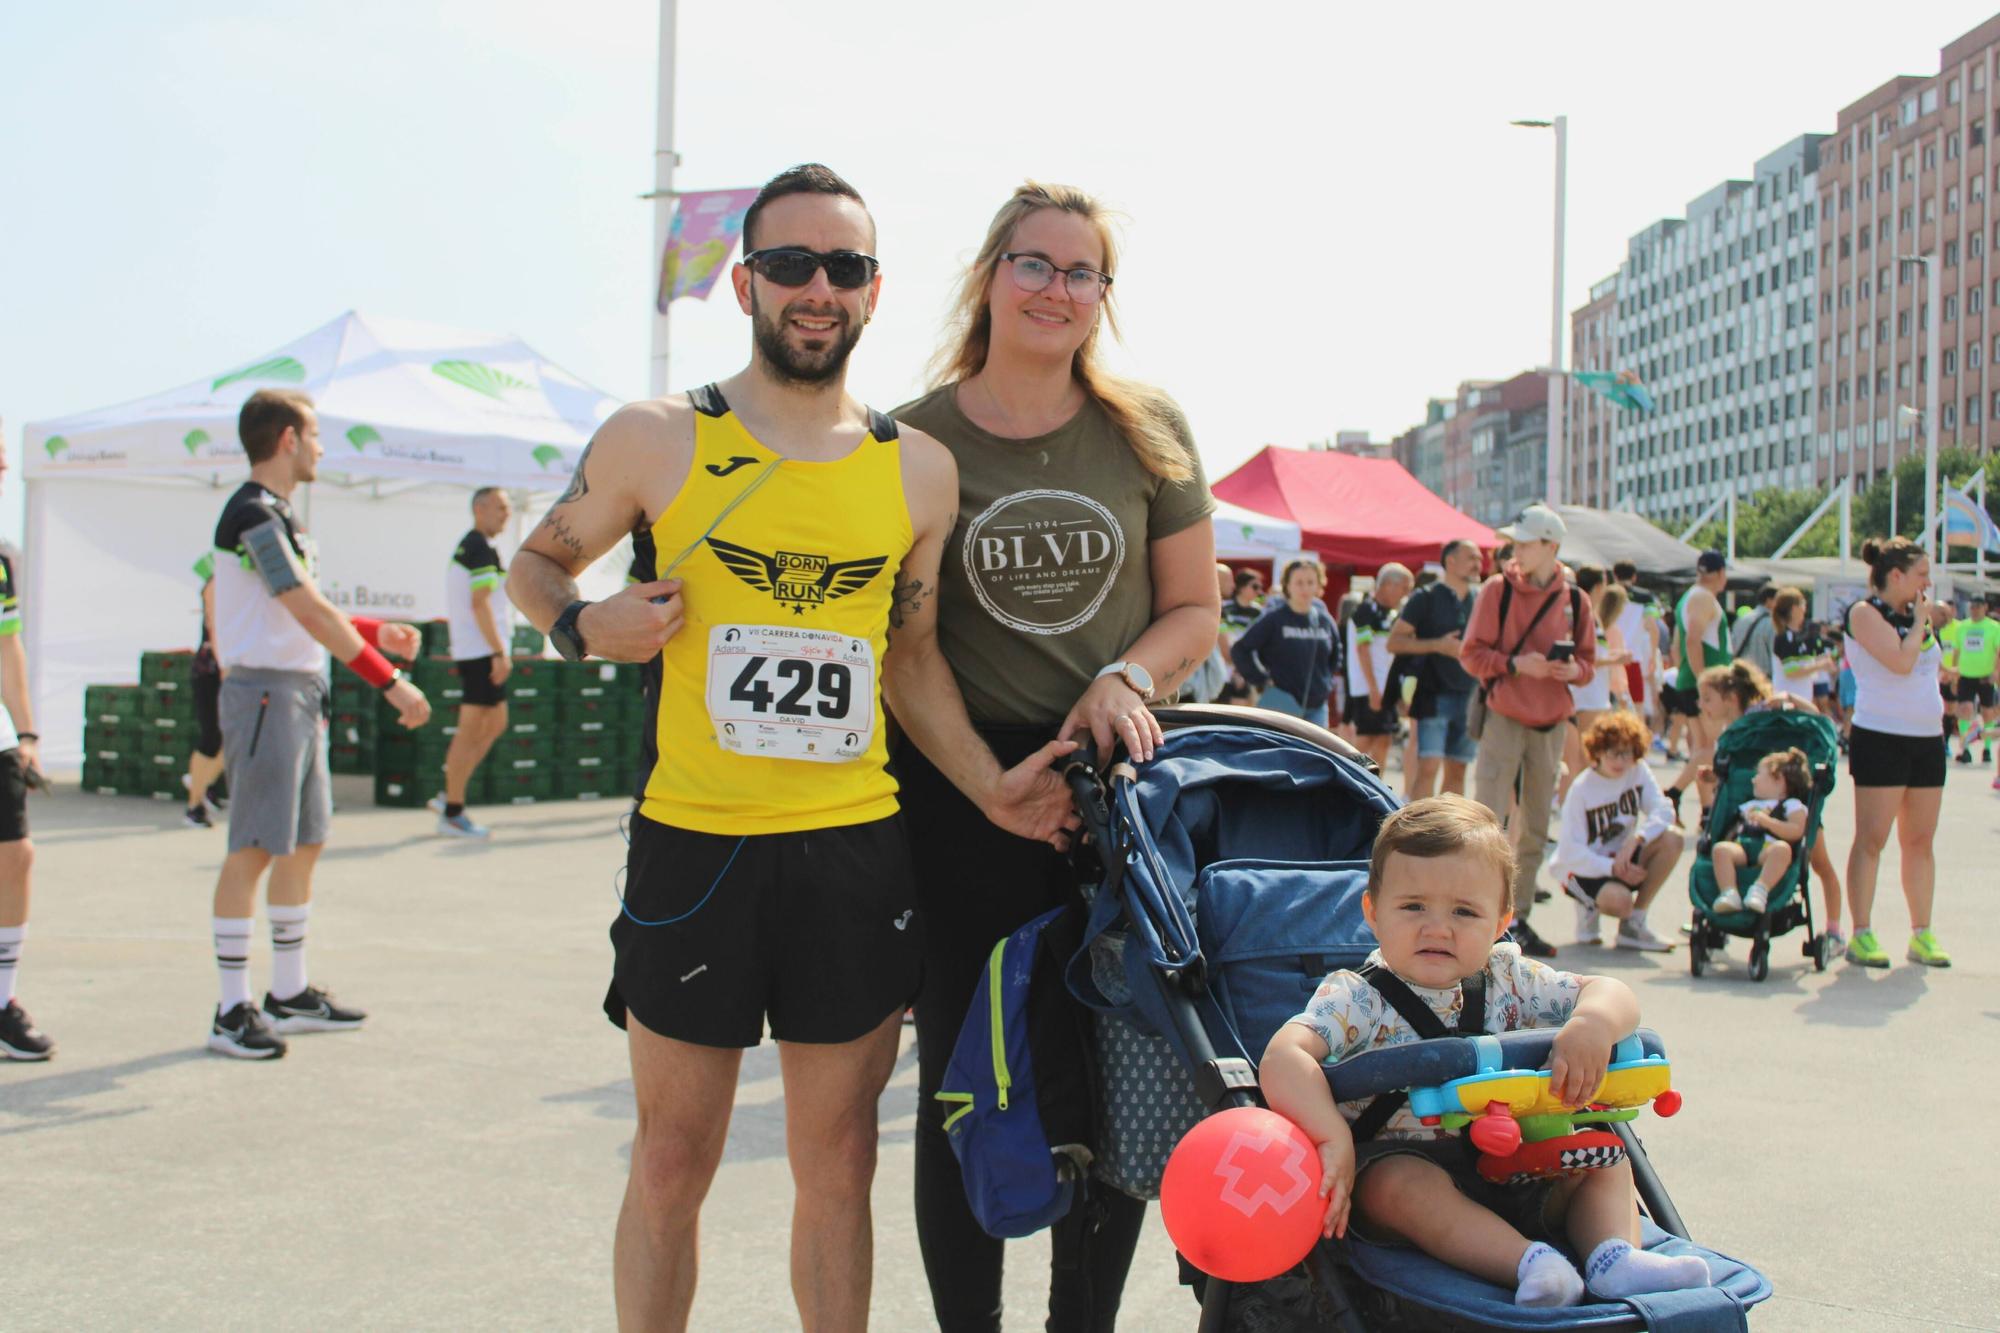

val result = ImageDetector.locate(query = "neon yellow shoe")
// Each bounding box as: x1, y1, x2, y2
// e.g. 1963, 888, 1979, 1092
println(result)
1845, 929, 1890, 968
1906, 929, 1952, 968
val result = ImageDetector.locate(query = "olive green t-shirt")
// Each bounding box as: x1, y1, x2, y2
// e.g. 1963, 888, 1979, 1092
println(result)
893, 384, 1214, 725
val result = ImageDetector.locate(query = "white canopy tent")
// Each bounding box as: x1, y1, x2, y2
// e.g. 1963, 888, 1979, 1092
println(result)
1211, 498, 1303, 560
21, 312, 631, 767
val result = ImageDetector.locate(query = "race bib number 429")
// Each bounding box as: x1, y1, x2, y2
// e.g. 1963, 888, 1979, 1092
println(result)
705, 624, 875, 763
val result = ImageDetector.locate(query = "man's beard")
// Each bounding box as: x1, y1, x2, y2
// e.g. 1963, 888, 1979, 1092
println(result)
751, 289, 863, 386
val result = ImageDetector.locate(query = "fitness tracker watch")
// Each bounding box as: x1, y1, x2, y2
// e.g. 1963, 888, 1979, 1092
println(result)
550, 600, 592, 662
1096, 660, 1155, 701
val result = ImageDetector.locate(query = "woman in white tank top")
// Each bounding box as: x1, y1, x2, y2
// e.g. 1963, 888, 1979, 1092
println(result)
1840, 538, 1949, 971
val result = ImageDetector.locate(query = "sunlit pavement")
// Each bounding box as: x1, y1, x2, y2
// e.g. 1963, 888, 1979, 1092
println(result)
4, 758, 1994, 1330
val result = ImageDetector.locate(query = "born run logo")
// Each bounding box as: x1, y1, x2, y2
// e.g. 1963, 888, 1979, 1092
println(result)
1212, 1127, 1314, 1218
705, 536, 888, 616
960, 488, 1126, 636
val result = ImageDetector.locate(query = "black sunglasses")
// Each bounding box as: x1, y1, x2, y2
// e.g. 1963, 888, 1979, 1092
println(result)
742, 247, 879, 290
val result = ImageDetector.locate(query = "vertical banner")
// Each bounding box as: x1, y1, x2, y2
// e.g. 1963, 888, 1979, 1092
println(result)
656, 187, 760, 311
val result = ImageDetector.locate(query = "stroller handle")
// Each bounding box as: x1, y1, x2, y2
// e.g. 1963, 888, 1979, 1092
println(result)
1325, 1028, 1667, 1103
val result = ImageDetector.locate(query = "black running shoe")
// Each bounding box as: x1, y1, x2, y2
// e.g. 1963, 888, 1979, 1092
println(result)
205, 780, 229, 812
183, 804, 213, 829
0, 1000, 54, 1061
208, 1001, 287, 1059
1509, 921, 1559, 959
1956, 749, 1973, 765
263, 984, 366, 1033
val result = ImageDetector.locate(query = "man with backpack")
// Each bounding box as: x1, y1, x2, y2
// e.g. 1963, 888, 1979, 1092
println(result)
1461, 505, 1596, 959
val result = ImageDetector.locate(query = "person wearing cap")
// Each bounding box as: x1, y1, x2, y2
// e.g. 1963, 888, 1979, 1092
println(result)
1460, 504, 1598, 959
1662, 551, 1732, 819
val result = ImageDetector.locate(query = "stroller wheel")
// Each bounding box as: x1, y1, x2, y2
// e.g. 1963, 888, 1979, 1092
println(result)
1749, 937, 1771, 982
1811, 933, 1833, 973
1689, 929, 1708, 977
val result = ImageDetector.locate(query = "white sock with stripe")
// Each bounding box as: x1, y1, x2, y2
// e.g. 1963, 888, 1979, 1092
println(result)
269, 904, 310, 1001
0, 925, 23, 1007
213, 916, 253, 1011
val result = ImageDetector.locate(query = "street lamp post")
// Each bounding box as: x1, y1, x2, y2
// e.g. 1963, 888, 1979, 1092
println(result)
648, 0, 679, 398
1512, 116, 1568, 506
1898, 254, 1942, 559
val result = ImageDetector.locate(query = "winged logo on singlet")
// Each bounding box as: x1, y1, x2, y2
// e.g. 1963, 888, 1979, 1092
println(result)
705, 537, 888, 615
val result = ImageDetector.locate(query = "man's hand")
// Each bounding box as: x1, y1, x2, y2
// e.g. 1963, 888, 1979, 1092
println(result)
1615, 852, 1648, 887
980, 738, 1083, 849
384, 679, 431, 730
17, 738, 46, 791
577, 580, 684, 663
1513, 652, 1552, 679
1433, 630, 1462, 656
1367, 690, 1383, 712
1548, 1011, 1616, 1108
490, 654, 513, 685
1315, 1137, 1357, 1240
1548, 659, 1581, 684
378, 622, 423, 661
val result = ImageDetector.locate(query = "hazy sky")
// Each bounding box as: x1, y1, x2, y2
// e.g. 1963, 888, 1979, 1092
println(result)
6, 0, 2000, 541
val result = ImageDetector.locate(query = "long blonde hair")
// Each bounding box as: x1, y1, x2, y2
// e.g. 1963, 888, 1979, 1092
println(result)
929, 181, 1194, 482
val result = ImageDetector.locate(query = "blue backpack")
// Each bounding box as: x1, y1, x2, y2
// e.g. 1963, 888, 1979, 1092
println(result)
937, 905, 1098, 1238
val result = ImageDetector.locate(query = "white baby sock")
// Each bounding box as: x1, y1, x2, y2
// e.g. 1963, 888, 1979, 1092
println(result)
1584, 1238, 1713, 1300
1516, 1242, 1585, 1307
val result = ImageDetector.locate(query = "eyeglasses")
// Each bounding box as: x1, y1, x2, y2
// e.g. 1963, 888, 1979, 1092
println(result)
1000, 252, 1112, 304
742, 248, 880, 290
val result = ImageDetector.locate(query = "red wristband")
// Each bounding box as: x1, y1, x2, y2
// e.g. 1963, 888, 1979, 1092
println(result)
346, 644, 398, 689
351, 616, 384, 648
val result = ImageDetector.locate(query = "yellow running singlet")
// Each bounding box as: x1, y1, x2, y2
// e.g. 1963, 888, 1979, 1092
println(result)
637, 384, 911, 835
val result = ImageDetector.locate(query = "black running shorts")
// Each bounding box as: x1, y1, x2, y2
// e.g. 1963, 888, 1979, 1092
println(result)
1661, 685, 1701, 718
1848, 725, 1946, 789
0, 749, 27, 844
1344, 695, 1400, 736
456, 655, 507, 707
1951, 677, 1997, 708
192, 663, 223, 759
605, 812, 920, 1048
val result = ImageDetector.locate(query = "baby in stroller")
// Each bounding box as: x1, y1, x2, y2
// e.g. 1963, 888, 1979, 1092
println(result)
1707, 748, 1811, 916
1259, 795, 1713, 1309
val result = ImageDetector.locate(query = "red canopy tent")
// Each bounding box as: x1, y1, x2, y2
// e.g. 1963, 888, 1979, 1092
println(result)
1212, 446, 1499, 573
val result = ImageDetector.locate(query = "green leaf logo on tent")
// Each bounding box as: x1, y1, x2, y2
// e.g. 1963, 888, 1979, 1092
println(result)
531, 444, 564, 471
183, 429, 211, 456
432, 360, 529, 400
44, 436, 68, 460
211, 356, 307, 392
346, 424, 382, 453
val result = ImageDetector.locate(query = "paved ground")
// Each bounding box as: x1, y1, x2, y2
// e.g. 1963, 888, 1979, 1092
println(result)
3, 750, 1996, 1331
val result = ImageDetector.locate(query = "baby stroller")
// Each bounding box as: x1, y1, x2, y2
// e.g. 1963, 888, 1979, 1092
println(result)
1685, 709, 1841, 982
1061, 704, 1771, 1331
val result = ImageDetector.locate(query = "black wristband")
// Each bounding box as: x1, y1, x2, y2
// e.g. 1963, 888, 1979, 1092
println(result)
16, 732, 37, 742
376, 669, 405, 694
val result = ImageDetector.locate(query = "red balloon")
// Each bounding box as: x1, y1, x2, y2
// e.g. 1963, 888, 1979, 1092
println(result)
1160, 1107, 1326, 1283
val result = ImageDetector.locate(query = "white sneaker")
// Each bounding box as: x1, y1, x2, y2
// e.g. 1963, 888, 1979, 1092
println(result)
1711, 887, 1744, 914
1616, 918, 1676, 952
1573, 900, 1601, 944
1744, 885, 1769, 914
437, 812, 489, 838
426, 792, 447, 815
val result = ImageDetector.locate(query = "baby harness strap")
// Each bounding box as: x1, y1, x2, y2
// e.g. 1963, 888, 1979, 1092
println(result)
1346, 964, 1487, 1144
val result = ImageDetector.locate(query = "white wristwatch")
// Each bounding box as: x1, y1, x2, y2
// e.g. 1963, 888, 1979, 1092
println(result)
1096, 660, 1155, 701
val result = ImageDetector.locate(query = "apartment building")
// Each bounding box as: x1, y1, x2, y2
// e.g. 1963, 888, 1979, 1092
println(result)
1815, 14, 2000, 486
1393, 371, 1551, 526
1566, 276, 1619, 508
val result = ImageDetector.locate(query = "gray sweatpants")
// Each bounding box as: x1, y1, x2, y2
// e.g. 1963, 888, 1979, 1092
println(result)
221, 667, 331, 857
1471, 709, 1566, 918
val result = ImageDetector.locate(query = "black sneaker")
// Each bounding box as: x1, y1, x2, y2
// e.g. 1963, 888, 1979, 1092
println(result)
1956, 749, 1973, 765
182, 804, 213, 829
205, 780, 229, 812
208, 1001, 287, 1059
263, 984, 366, 1034
1509, 921, 1559, 959
0, 1000, 54, 1060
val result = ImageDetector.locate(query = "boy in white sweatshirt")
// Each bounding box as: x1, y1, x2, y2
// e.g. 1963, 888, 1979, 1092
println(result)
1549, 712, 1685, 950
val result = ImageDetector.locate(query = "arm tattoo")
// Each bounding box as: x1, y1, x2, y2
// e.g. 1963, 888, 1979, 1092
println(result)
556, 441, 593, 505
1165, 655, 1196, 686
889, 577, 932, 632
541, 511, 585, 559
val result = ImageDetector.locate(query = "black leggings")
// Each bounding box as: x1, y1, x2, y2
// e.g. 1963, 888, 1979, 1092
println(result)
898, 727, 1148, 1333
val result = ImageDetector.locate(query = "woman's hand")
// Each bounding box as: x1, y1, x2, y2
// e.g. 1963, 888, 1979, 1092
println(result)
1060, 675, 1164, 763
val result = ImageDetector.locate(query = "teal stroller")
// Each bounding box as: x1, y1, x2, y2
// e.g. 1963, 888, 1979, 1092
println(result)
1686, 709, 1841, 981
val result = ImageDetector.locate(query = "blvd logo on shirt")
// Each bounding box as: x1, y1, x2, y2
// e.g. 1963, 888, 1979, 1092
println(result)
959, 488, 1126, 636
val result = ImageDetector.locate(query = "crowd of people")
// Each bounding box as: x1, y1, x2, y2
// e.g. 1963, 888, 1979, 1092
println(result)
0, 158, 1965, 1329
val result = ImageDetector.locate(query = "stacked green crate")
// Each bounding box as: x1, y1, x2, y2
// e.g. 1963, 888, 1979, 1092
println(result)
418, 619, 452, 659
136, 654, 198, 799
510, 624, 545, 657
328, 664, 379, 775
554, 661, 645, 800
372, 657, 465, 807
81, 685, 146, 793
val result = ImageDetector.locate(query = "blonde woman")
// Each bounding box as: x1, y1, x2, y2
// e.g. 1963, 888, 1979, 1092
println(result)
882, 181, 1219, 1331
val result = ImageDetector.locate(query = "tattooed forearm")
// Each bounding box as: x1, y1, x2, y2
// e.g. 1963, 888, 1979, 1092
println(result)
555, 441, 593, 505
1163, 655, 1196, 687
541, 510, 585, 559
889, 577, 932, 632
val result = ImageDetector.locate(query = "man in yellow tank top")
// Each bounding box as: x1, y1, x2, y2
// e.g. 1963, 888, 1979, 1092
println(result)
508, 165, 1077, 1333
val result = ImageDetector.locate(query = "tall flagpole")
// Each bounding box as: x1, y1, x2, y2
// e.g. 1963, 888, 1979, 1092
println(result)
648, 0, 678, 399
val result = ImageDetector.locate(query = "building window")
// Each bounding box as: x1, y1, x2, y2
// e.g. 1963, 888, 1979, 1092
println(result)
1903, 96, 1919, 125
1924, 145, 1938, 171
1946, 294, 1960, 322
1974, 342, 1985, 369
1901, 362, 1913, 388
1923, 198, 1937, 225
1945, 403, 1957, 429
1977, 119, 1988, 149
1975, 289, 1987, 315
1976, 233, 1987, 260
1945, 348, 1958, 375
1977, 65, 1989, 92
1972, 397, 1984, 427
1949, 76, 1962, 105
1947, 240, 1961, 266
1949, 131, 1963, 160
1923, 88, 1939, 115
1948, 187, 1961, 214
1902, 206, 1915, 231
